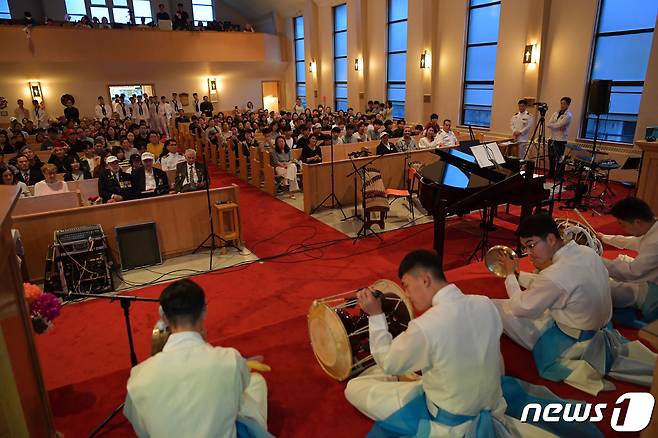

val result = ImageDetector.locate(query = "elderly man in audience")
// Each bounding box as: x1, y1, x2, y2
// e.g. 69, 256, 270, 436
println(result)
161, 139, 185, 171
396, 126, 417, 152
99, 156, 134, 203
376, 132, 398, 155
34, 163, 69, 197
132, 152, 170, 198
175, 149, 207, 193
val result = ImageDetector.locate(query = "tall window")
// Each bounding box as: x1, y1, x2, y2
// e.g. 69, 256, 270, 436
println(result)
386, 0, 408, 119
192, 0, 214, 26
66, 0, 153, 23
0, 0, 11, 19
333, 4, 348, 111
583, 0, 657, 143
462, 0, 501, 128
293, 16, 306, 107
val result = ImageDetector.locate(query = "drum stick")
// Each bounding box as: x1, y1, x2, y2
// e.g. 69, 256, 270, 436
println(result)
574, 208, 596, 231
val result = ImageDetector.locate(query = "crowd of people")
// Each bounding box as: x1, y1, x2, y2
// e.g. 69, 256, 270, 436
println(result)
1, 93, 466, 200
5, 3, 254, 33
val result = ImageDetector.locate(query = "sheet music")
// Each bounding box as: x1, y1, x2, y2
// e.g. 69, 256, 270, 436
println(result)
470, 143, 506, 168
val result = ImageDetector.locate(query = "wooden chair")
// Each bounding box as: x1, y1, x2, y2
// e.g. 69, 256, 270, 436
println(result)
384, 166, 417, 220
213, 202, 241, 253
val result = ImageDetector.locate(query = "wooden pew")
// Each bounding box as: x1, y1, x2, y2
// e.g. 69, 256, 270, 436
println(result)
35, 150, 51, 163
249, 147, 262, 189
302, 149, 441, 214
65, 178, 100, 203
12, 185, 240, 282
218, 141, 229, 170
227, 139, 238, 175
13, 191, 81, 216
238, 145, 250, 182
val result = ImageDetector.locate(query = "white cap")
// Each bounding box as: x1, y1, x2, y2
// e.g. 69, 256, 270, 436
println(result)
106, 155, 118, 163
141, 152, 155, 161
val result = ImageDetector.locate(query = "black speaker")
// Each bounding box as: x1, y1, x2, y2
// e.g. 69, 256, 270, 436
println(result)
115, 222, 162, 270
588, 80, 611, 115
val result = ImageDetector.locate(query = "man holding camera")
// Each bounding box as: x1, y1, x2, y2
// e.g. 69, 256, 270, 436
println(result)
546, 97, 573, 179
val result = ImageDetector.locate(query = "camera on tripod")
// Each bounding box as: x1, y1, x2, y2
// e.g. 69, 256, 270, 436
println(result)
533, 101, 549, 116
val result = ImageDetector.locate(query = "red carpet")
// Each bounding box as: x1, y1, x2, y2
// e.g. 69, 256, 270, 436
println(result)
35, 169, 645, 437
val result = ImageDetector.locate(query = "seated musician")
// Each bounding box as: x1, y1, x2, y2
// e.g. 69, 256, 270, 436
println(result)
375, 132, 398, 155
98, 155, 134, 203
131, 152, 170, 198
174, 149, 207, 193
493, 213, 655, 395
345, 250, 548, 437
124, 279, 271, 438
598, 197, 658, 326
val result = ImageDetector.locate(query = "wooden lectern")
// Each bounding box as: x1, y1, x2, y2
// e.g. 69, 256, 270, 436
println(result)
635, 141, 658, 214
0, 186, 56, 437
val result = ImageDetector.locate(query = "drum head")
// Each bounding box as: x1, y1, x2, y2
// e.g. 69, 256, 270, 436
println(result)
308, 301, 353, 380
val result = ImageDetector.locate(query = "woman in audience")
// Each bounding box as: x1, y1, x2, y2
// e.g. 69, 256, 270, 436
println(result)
1, 165, 31, 197
270, 135, 299, 196
146, 132, 164, 158
113, 146, 130, 168
300, 134, 322, 164
0, 131, 11, 154
34, 163, 69, 196
64, 156, 93, 181
418, 127, 439, 149
106, 127, 119, 147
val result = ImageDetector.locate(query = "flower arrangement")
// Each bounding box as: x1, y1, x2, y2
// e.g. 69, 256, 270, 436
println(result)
23, 283, 62, 334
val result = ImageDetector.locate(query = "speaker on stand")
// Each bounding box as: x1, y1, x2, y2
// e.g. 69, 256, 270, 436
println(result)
585, 79, 611, 208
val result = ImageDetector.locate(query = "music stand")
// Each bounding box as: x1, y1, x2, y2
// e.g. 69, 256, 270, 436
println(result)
310, 138, 346, 218
342, 154, 364, 222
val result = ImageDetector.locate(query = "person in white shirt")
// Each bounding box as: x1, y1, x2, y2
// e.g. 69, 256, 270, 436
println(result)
94, 96, 111, 121
160, 139, 185, 171
115, 98, 131, 120
150, 97, 168, 136
171, 93, 182, 113
598, 197, 658, 326
133, 95, 150, 124
161, 96, 174, 123
510, 99, 534, 159
418, 127, 439, 149
330, 127, 344, 145
293, 98, 305, 115
34, 163, 69, 196
545, 97, 573, 178
124, 279, 271, 438
341, 124, 358, 144
437, 119, 459, 149
346, 250, 551, 437
494, 213, 655, 395
32, 100, 50, 129
354, 122, 369, 142
192, 92, 202, 116
395, 126, 417, 152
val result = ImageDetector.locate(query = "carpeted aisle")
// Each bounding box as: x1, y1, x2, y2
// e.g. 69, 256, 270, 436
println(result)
35, 168, 644, 437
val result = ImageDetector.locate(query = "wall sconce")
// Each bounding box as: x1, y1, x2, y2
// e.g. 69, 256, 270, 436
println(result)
208, 77, 219, 101
419, 50, 430, 69
309, 59, 316, 74
29, 81, 43, 103
523, 44, 539, 64
354, 58, 359, 71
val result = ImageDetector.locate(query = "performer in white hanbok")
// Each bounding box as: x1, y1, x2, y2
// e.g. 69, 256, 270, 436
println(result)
599, 197, 658, 326
345, 250, 554, 438
124, 279, 272, 438
494, 213, 656, 396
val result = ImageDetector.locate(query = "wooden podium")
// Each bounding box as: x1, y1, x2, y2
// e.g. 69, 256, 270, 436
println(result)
0, 186, 56, 437
636, 141, 658, 214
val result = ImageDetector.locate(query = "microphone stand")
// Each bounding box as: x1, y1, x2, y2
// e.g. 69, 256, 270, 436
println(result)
49, 291, 160, 438
310, 136, 346, 218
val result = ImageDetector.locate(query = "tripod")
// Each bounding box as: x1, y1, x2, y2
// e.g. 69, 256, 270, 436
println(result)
310, 138, 346, 218
342, 155, 364, 222
192, 145, 240, 270
523, 107, 549, 175
51, 291, 160, 438
562, 114, 602, 211
467, 203, 495, 263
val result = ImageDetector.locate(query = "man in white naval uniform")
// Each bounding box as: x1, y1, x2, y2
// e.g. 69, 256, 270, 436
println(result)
510, 99, 534, 159
494, 213, 655, 396
598, 197, 658, 326
124, 279, 272, 438
345, 250, 552, 437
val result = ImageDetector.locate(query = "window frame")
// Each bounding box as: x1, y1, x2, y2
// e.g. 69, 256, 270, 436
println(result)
0, 0, 11, 19
461, 0, 501, 128
65, 0, 154, 24
192, 0, 214, 26
293, 16, 306, 107
580, 0, 655, 144
386, 0, 408, 120
333, 4, 348, 112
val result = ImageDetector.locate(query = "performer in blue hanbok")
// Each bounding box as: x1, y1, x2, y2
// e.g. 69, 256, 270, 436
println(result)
598, 197, 658, 327
345, 250, 554, 437
494, 213, 656, 396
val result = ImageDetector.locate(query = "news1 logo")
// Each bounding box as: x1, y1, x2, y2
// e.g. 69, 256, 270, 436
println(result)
521, 392, 655, 432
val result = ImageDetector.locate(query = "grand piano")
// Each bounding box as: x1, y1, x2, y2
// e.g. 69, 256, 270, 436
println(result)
418, 144, 551, 266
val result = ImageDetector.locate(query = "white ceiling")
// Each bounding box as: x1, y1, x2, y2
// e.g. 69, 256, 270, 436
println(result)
222, 0, 306, 21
